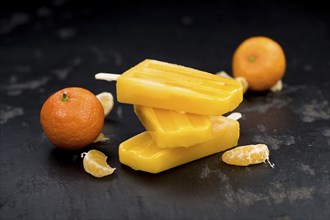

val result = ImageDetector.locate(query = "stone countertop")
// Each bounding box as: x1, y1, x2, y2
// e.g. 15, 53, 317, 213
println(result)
0, 1, 329, 219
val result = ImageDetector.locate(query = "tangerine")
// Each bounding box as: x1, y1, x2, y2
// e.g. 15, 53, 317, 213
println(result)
40, 87, 104, 150
232, 36, 286, 91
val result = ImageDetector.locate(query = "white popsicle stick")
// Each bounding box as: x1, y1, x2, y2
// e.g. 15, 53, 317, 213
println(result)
226, 112, 242, 121
95, 73, 121, 82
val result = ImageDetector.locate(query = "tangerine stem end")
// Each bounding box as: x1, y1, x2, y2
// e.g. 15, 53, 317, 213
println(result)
248, 55, 256, 62
61, 91, 69, 102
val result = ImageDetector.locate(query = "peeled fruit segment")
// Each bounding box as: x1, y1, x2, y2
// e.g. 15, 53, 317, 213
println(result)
216, 71, 249, 94
222, 144, 274, 168
96, 92, 114, 117
93, 133, 109, 143
270, 80, 283, 92
81, 149, 116, 178
234, 77, 249, 94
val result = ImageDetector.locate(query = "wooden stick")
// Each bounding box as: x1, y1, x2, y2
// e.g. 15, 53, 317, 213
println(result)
227, 112, 242, 121
95, 73, 121, 82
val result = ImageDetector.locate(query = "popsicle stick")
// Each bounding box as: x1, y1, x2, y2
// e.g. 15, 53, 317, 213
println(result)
227, 112, 242, 121
95, 73, 121, 82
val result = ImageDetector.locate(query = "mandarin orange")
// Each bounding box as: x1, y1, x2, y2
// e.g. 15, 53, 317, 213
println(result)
40, 87, 104, 150
232, 36, 286, 91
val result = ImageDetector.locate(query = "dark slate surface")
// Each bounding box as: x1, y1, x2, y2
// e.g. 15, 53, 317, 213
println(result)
0, 1, 329, 219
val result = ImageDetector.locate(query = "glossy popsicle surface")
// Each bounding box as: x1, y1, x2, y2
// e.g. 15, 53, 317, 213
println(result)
117, 59, 243, 115
119, 116, 239, 173
134, 105, 214, 148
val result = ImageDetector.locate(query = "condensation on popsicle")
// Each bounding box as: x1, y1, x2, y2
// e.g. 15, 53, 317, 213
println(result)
134, 105, 214, 148
119, 116, 240, 173
95, 59, 243, 116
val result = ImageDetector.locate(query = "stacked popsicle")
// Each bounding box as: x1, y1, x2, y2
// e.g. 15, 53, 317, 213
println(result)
96, 59, 243, 173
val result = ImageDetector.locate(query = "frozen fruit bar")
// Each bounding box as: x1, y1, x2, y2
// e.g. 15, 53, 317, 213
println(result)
134, 105, 214, 148
119, 116, 239, 173
97, 59, 243, 115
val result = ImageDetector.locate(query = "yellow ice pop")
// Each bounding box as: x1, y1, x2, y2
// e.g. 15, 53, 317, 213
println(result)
134, 105, 214, 148
95, 59, 243, 115
119, 116, 239, 173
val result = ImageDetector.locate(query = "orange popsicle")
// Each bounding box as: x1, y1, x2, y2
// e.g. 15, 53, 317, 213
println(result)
95, 59, 243, 115
134, 105, 214, 148
119, 116, 239, 173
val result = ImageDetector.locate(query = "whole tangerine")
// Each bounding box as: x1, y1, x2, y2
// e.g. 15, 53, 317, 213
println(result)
232, 36, 286, 91
40, 87, 104, 150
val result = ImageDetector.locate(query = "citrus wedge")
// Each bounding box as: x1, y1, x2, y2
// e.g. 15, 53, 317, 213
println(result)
96, 92, 114, 117
93, 133, 109, 143
81, 149, 115, 178
222, 144, 274, 168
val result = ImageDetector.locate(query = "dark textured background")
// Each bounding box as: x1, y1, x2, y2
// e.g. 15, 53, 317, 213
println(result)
1, 1, 329, 219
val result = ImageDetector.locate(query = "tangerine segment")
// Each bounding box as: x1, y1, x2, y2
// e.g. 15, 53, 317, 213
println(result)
82, 149, 115, 178
216, 71, 249, 94
222, 144, 274, 167
93, 133, 109, 143
234, 77, 249, 94
96, 92, 114, 117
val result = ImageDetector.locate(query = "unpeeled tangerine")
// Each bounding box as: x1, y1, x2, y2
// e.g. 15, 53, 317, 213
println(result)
222, 144, 274, 168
